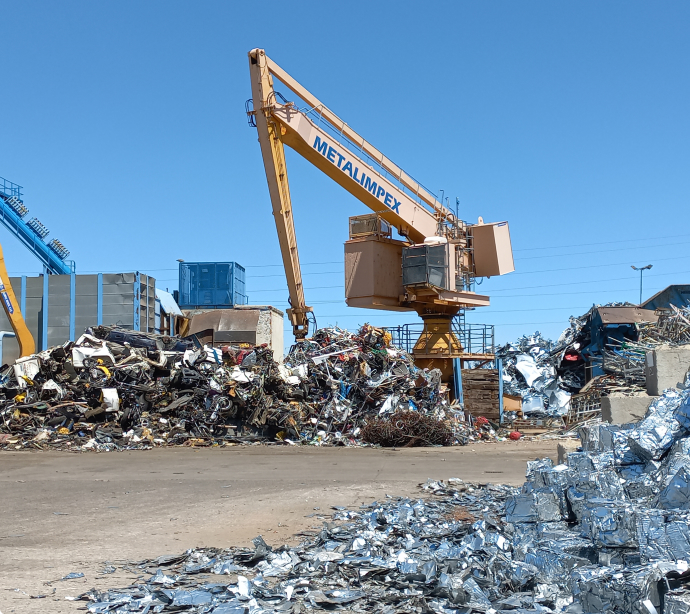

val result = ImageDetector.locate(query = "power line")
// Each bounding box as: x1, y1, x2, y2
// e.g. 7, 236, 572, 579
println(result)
511, 254, 689, 276
252, 270, 342, 279
515, 240, 689, 261
490, 269, 688, 293
491, 287, 642, 299
250, 284, 343, 293
246, 261, 341, 268
513, 233, 688, 253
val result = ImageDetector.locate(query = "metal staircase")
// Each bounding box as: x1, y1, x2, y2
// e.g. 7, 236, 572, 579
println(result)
0, 177, 74, 274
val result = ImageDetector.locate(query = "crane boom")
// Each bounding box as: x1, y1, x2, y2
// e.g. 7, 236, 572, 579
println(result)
0, 242, 35, 357
248, 50, 311, 338
262, 56, 454, 225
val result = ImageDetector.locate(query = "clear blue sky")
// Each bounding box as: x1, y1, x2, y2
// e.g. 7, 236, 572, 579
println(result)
2, 1, 689, 345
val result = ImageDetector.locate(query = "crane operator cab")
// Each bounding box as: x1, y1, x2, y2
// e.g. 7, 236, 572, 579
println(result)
344, 213, 514, 383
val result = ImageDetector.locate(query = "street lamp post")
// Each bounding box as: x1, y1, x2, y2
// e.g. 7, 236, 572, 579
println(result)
631, 264, 653, 305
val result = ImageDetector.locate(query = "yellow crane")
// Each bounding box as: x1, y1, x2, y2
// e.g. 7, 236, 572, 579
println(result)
247, 48, 514, 382
0, 243, 35, 357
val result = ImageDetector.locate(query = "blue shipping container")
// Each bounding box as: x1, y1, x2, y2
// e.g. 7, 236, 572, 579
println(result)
178, 262, 247, 309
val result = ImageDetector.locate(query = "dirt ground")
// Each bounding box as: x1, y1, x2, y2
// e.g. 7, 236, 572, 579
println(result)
0, 439, 578, 613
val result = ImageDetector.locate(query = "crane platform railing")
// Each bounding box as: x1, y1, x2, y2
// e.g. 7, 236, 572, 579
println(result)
387, 318, 495, 357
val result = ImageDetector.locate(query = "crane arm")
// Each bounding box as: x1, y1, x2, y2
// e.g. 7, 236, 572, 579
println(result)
248, 49, 312, 339
263, 56, 455, 226
0, 242, 35, 357
250, 49, 458, 245
270, 105, 439, 244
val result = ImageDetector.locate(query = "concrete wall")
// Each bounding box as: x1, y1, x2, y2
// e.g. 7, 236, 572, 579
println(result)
645, 345, 690, 395
256, 308, 284, 362
601, 394, 656, 425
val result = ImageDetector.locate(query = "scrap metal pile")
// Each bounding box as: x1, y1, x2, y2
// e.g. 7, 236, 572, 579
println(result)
496, 332, 573, 419
641, 305, 690, 346
497, 303, 690, 419
0, 324, 465, 451
74, 383, 690, 613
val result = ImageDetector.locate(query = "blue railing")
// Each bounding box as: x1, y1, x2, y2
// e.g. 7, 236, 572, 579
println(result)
388, 317, 495, 356
0, 177, 22, 200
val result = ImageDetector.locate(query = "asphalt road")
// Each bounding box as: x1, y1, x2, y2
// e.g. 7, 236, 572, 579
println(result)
0, 439, 576, 613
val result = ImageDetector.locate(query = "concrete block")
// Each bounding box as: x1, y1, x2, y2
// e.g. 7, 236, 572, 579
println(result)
646, 346, 690, 395
601, 394, 657, 425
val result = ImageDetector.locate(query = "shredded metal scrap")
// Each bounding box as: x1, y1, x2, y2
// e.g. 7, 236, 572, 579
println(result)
498, 302, 690, 421
73, 383, 690, 613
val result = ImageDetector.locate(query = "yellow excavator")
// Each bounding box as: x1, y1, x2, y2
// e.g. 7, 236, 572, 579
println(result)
0, 243, 35, 357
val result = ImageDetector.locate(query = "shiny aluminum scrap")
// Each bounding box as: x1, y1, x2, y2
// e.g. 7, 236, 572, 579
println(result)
75, 417, 690, 614
497, 301, 690, 421
68, 382, 690, 613
0, 324, 464, 451
496, 332, 574, 418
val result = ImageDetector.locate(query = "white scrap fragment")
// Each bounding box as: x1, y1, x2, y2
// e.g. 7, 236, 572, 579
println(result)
42, 379, 64, 398
13, 356, 40, 388
278, 364, 301, 385
72, 335, 115, 368
100, 388, 119, 412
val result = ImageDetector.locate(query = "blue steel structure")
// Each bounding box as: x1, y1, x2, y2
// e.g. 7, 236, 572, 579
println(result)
0, 176, 74, 275
388, 315, 495, 357
390, 314, 504, 418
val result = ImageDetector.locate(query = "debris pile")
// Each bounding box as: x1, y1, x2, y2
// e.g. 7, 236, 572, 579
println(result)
360, 411, 453, 447
74, 378, 690, 613
641, 305, 690, 346
497, 302, 690, 420
0, 325, 464, 451
497, 332, 573, 419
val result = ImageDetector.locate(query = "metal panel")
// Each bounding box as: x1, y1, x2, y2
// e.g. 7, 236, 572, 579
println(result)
47, 275, 71, 347
214, 330, 257, 344
471, 222, 515, 277
344, 236, 410, 312
69, 273, 76, 340
76, 274, 98, 337
597, 307, 659, 325
0, 278, 20, 364
402, 244, 448, 289
41, 273, 49, 350
102, 274, 135, 329
97, 273, 103, 325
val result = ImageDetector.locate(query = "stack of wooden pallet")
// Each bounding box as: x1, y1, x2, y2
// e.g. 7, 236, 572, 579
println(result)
461, 369, 500, 422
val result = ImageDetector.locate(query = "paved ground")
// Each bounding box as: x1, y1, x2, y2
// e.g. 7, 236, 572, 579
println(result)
0, 439, 577, 613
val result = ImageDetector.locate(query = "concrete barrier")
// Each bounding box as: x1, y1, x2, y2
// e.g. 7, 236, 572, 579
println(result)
645, 345, 690, 396
601, 393, 656, 425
